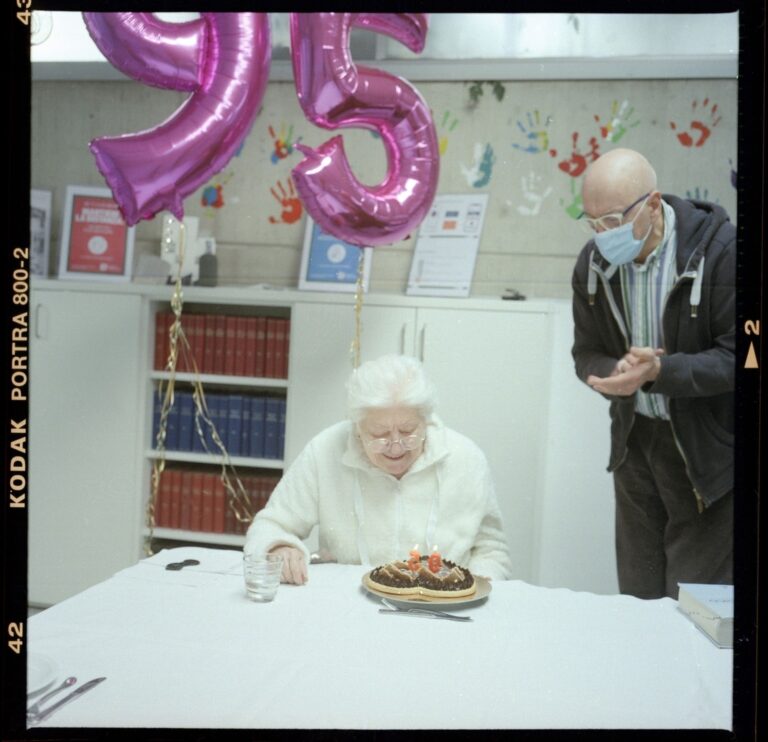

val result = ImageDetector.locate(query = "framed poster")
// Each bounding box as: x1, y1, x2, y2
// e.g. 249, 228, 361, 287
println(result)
298, 218, 372, 292
406, 193, 489, 297
30, 189, 52, 277
58, 186, 135, 282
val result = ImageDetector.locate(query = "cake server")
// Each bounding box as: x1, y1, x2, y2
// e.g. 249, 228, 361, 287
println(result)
379, 598, 472, 622
27, 677, 107, 726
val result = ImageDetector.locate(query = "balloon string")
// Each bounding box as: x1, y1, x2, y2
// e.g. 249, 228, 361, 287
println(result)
146, 218, 187, 555
145, 218, 253, 556
350, 248, 365, 369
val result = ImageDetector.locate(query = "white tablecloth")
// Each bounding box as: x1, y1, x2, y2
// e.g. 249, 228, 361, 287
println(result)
27, 546, 732, 730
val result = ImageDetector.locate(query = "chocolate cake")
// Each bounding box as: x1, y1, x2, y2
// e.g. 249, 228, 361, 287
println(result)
365, 556, 476, 598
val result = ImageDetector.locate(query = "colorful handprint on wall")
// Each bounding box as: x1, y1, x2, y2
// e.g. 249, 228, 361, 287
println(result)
201, 169, 236, 211
511, 110, 554, 155
685, 186, 719, 204
268, 123, 301, 164
560, 178, 584, 220
516, 171, 553, 216
201, 184, 225, 209
438, 111, 459, 156
670, 98, 721, 148
593, 100, 640, 143
199, 125, 251, 211
461, 143, 496, 188
267, 178, 303, 225
550, 132, 601, 178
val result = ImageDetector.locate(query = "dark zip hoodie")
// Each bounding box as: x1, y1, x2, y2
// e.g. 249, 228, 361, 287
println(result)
571, 194, 735, 506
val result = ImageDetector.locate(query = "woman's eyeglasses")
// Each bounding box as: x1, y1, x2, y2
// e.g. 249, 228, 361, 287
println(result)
363, 433, 424, 454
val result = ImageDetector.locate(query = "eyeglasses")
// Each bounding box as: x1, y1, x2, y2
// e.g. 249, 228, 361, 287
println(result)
363, 433, 425, 454
577, 192, 651, 234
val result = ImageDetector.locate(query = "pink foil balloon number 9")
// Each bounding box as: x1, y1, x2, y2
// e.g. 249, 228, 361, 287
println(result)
83, 12, 271, 226
289, 13, 440, 247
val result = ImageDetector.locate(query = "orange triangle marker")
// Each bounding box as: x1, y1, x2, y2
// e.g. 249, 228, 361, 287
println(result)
745, 342, 758, 369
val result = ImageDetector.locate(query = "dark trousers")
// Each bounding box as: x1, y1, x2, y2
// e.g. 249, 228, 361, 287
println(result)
613, 414, 733, 599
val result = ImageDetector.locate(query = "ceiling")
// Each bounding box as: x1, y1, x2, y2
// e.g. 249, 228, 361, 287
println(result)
30, 12, 738, 81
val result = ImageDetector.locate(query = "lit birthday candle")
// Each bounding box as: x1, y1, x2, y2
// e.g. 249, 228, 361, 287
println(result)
428, 545, 442, 573
407, 544, 421, 572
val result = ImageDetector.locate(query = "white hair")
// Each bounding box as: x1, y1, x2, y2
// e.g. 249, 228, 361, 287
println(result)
346, 355, 437, 423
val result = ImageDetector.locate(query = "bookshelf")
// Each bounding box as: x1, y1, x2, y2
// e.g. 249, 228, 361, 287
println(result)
144, 300, 292, 547
150, 371, 288, 389
145, 450, 284, 469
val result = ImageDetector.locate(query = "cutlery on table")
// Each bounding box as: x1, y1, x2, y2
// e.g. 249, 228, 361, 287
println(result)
27, 676, 77, 717
27, 677, 107, 726
379, 598, 472, 622
165, 559, 200, 571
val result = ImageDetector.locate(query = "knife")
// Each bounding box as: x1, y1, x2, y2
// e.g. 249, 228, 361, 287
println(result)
379, 599, 472, 622
378, 607, 472, 622
28, 677, 107, 725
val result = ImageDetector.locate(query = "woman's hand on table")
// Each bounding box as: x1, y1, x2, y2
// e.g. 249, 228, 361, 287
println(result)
269, 546, 308, 585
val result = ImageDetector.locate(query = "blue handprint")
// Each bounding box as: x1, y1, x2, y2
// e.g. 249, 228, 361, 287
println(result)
512, 110, 552, 155
685, 186, 719, 204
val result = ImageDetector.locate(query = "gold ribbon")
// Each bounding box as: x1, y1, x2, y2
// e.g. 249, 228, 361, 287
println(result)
349, 248, 366, 369
145, 218, 253, 555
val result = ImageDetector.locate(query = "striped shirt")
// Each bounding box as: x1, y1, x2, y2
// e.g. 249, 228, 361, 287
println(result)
619, 200, 677, 419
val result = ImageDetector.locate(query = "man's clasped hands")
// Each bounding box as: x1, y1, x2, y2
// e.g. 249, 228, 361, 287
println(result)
587, 345, 663, 397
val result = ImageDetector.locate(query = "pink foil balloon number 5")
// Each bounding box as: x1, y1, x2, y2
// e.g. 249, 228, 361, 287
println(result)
289, 13, 439, 247
84, 12, 439, 248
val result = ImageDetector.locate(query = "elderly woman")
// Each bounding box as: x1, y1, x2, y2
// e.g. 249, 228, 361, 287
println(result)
245, 354, 513, 584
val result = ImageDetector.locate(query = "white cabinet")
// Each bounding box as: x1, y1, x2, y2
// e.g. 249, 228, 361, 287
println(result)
416, 307, 550, 581
29, 287, 145, 606
285, 302, 414, 462
286, 298, 551, 581
534, 301, 618, 594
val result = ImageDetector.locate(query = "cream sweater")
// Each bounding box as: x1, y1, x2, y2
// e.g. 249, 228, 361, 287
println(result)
244, 418, 513, 579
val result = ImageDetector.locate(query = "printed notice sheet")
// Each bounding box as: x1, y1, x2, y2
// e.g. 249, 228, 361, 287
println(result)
407, 194, 488, 297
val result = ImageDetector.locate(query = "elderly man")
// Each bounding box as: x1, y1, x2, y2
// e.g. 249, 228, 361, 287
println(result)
571, 148, 734, 599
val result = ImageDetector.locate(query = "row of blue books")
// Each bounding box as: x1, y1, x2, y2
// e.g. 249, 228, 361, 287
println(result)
152, 391, 286, 460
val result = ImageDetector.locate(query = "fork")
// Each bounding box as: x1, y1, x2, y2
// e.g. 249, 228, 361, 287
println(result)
27, 677, 106, 726
379, 598, 472, 622
27, 676, 77, 718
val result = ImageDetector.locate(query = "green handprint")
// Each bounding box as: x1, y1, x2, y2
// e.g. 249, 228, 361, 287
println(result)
438, 111, 459, 156
560, 178, 583, 220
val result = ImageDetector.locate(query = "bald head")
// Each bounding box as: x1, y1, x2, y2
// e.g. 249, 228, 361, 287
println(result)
582, 148, 658, 217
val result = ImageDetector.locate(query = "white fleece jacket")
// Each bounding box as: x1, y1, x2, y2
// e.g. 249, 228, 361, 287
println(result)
244, 418, 513, 579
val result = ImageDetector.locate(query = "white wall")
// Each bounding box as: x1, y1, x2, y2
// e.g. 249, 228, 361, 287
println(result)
31, 76, 737, 301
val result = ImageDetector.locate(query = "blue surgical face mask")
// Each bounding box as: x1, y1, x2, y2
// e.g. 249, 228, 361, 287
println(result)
593, 204, 652, 265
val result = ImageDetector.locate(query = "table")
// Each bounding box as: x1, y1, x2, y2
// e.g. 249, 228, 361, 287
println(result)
26, 546, 732, 730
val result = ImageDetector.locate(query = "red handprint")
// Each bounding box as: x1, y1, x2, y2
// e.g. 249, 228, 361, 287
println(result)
550, 132, 601, 177
670, 98, 721, 148
268, 178, 303, 224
